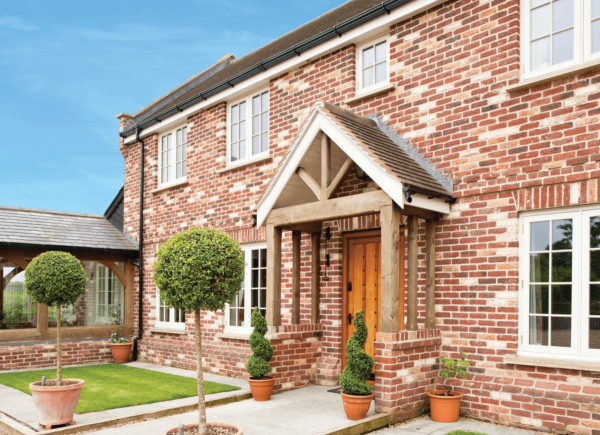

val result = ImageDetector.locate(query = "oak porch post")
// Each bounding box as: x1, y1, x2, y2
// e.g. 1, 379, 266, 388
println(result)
310, 232, 320, 324
321, 134, 330, 200
266, 224, 282, 327
292, 231, 301, 325
380, 205, 402, 333
406, 215, 418, 331
425, 219, 436, 329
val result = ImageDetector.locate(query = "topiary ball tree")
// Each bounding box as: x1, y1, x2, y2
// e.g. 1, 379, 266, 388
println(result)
153, 227, 244, 435
246, 307, 273, 379
25, 251, 87, 386
340, 310, 374, 396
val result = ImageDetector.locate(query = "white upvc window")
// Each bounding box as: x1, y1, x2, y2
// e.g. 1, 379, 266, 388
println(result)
519, 205, 600, 359
158, 125, 187, 187
227, 90, 269, 165
521, 0, 600, 80
225, 244, 267, 333
96, 264, 124, 323
356, 36, 389, 93
156, 295, 186, 329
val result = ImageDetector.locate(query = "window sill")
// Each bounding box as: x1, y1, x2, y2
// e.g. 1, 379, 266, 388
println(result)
150, 179, 189, 194
505, 58, 600, 93
217, 154, 272, 174
216, 332, 250, 341
345, 83, 396, 104
149, 327, 188, 335
505, 355, 600, 372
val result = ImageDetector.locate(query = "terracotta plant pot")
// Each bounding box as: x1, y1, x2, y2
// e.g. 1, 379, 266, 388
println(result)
341, 392, 374, 421
428, 390, 463, 423
110, 342, 132, 364
163, 422, 243, 435
248, 376, 275, 401
29, 379, 84, 429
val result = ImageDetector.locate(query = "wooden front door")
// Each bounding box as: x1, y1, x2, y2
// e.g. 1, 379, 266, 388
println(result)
342, 230, 404, 369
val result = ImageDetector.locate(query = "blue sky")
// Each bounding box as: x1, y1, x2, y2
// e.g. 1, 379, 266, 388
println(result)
0, 0, 345, 214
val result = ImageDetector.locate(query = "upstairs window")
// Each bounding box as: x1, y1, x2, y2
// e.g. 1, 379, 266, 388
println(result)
228, 90, 269, 165
159, 125, 187, 186
520, 205, 600, 359
522, 0, 600, 79
357, 37, 389, 92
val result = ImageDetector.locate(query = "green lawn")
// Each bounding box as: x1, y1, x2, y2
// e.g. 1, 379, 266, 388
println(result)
0, 364, 240, 414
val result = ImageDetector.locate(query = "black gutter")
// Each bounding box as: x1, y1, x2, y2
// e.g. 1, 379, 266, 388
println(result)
132, 129, 145, 361
120, 0, 413, 139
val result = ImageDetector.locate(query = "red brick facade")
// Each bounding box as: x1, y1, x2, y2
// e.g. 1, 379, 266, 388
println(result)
18, 0, 595, 433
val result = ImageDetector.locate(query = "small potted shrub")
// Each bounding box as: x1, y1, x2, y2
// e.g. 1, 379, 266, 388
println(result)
25, 251, 87, 429
154, 227, 245, 435
340, 310, 374, 420
246, 307, 274, 401
428, 351, 470, 422
108, 310, 133, 364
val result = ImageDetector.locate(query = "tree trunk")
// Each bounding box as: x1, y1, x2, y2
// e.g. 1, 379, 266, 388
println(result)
195, 308, 207, 435
56, 304, 62, 386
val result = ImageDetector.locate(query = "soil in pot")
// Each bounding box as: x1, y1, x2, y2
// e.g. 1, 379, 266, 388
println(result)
163, 423, 242, 435
248, 376, 275, 401
428, 390, 463, 423
29, 379, 84, 429
341, 392, 374, 421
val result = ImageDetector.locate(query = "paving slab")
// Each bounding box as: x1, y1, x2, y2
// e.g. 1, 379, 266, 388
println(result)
376, 417, 541, 435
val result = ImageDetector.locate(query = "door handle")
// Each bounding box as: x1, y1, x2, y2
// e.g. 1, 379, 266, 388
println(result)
347, 313, 354, 325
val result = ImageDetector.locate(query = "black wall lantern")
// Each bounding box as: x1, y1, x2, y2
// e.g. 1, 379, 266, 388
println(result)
323, 226, 332, 281
354, 165, 370, 180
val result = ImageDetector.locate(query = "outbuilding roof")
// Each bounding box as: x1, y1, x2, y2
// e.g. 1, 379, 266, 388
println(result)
0, 206, 138, 254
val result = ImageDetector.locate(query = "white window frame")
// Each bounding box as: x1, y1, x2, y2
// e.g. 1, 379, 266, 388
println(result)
95, 263, 124, 324
224, 243, 267, 334
226, 89, 270, 168
356, 35, 390, 95
519, 204, 600, 360
521, 0, 585, 80
155, 293, 186, 329
158, 124, 188, 188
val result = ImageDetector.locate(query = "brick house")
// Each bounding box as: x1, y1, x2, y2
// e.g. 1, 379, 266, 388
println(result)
5, 0, 600, 432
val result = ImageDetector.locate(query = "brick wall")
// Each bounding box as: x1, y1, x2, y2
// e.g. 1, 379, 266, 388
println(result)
118, 0, 600, 432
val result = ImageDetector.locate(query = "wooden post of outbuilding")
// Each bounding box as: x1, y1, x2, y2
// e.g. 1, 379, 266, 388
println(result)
266, 224, 282, 327
310, 233, 320, 324
380, 205, 402, 333
406, 215, 418, 331
425, 219, 436, 329
292, 231, 301, 325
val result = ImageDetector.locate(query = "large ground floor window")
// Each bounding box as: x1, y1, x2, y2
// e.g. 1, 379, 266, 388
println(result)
520, 205, 600, 359
225, 244, 267, 333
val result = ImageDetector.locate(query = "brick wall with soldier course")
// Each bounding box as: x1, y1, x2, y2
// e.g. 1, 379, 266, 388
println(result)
118, 0, 600, 432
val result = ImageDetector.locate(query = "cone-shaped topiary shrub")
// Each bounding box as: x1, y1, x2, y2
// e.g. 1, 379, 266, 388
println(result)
25, 251, 87, 386
340, 310, 374, 396
153, 227, 244, 435
246, 307, 273, 379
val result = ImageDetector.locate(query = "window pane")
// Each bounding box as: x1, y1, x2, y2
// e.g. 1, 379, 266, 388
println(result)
231, 143, 238, 161
252, 269, 258, 288
251, 289, 258, 308
252, 250, 259, 268
552, 219, 572, 249
252, 95, 260, 115
239, 140, 246, 159
553, 0, 574, 32
530, 316, 549, 345
591, 284, 600, 315
375, 41, 387, 63
261, 112, 268, 132
176, 163, 181, 179
239, 102, 246, 120
551, 317, 571, 347
530, 253, 550, 282
552, 252, 572, 282
260, 249, 267, 267
261, 132, 268, 153
551, 284, 572, 314
260, 289, 266, 309
252, 115, 259, 135
363, 46, 374, 67
177, 129, 182, 146
530, 285, 549, 314
375, 62, 387, 84
230, 308, 237, 327
363, 66, 374, 88
531, 36, 551, 71
252, 136, 259, 155
590, 317, 600, 349
261, 92, 268, 110
531, 221, 550, 251
531, 4, 551, 39
231, 125, 238, 143
553, 29, 574, 65
260, 268, 266, 288
232, 105, 238, 123
240, 120, 246, 140
182, 160, 187, 177
237, 309, 244, 327
182, 127, 187, 143
594, 0, 600, 17
591, 251, 600, 282
591, 217, 600, 248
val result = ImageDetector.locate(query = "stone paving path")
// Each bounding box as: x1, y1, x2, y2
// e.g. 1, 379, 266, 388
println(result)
374, 416, 542, 435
